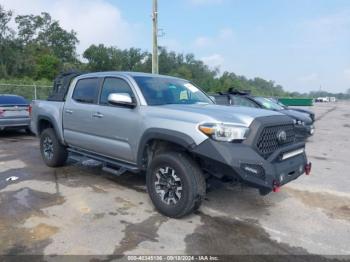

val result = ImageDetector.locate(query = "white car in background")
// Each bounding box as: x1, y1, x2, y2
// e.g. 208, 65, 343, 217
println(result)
316, 97, 329, 102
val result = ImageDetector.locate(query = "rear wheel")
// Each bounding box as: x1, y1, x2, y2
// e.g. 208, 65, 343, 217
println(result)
40, 128, 68, 167
146, 151, 206, 218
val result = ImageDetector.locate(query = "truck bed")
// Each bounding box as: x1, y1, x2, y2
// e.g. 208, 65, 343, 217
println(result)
30, 100, 65, 143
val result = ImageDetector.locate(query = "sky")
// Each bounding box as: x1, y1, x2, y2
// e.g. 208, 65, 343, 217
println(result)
1, 0, 350, 93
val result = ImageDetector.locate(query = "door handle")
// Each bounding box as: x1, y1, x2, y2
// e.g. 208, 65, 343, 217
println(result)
92, 112, 104, 118
65, 109, 73, 114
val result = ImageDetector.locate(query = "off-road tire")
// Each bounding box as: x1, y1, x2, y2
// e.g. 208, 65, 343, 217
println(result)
40, 128, 68, 167
146, 151, 206, 218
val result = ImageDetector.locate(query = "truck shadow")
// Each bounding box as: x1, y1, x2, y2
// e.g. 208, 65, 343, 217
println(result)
0, 129, 33, 141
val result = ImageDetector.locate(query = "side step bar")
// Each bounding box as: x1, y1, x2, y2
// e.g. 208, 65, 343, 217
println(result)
102, 166, 127, 176
67, 147, 140, 175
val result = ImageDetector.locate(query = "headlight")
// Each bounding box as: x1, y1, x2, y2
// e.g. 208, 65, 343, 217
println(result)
198, 123, 249, 142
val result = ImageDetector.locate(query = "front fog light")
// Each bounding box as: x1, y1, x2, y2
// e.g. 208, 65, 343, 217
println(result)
241, 163, 265, 180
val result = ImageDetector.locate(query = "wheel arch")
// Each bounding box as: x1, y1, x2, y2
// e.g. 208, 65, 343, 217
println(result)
136, 128, 197, 169
37, 115, 64, 144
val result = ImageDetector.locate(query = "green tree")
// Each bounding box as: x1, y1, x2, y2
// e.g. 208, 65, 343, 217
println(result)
83, 44, 114, 71
35, 53, 61, 80
83, 44, 148, 72
0, 5, 14, 40
15, 12, 78, 62
0, 5, 79, 79
0, 5, 14, 77
39, 21, 78, 62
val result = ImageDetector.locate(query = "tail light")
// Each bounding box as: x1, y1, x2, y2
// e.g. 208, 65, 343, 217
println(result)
27, 105, 32, 117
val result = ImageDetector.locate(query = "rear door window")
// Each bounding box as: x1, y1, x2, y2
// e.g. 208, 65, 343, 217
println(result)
72, 78, 100, 104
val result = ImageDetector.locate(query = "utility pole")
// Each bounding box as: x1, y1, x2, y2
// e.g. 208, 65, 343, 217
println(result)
152, 0, 159, 74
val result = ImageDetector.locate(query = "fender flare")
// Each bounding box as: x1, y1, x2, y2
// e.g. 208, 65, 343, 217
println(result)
136, 128, 197, 168
37, 115, 64, 144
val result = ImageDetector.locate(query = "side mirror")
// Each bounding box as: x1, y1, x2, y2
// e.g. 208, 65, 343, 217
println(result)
108, 93, 136, 108
209, 95, 216, 103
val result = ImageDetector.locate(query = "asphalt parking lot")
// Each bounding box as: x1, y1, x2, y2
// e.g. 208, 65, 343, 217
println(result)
0, 102, 349, 258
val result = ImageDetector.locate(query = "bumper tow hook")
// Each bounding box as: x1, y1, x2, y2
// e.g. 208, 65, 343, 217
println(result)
272, 180, 281, 193
305, 162, 312, 175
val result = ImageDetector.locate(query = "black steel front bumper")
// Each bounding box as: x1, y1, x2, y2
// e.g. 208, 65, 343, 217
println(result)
192, 115, 309, 193
192, 140, 307, 192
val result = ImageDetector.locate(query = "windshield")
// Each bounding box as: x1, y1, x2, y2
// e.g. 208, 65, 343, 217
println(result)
133, 76, 213, 106
254, 97, 284, 110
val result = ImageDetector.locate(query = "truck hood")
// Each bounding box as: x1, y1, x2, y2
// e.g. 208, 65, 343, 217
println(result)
157, 104, 283, 126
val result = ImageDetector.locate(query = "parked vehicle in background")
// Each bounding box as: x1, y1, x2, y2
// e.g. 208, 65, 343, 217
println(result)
212, 90, 315, 140
31, 72, 311, 218
315, 97, 329, 103
0, 94, 31, 132
269, 98, 315, 122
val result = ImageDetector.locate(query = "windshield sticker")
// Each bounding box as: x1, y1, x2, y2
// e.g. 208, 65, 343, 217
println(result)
184, 83, 199, 93
180, 90, 189, 100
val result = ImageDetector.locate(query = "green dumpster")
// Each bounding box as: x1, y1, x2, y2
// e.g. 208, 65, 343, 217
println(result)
278, 98, 313, 106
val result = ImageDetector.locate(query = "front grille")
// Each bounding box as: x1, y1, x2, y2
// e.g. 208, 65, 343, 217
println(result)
256, 124, 295, 159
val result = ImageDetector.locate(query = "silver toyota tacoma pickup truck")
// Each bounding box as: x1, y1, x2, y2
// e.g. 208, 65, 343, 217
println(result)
31, 71, 311, 218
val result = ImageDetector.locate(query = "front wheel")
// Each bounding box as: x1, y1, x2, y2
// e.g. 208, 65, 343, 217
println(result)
146, 151, 206, 218
40, 128, 68, 167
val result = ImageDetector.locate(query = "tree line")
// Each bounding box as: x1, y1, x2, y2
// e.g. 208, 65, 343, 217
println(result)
1, 5, 348, 99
